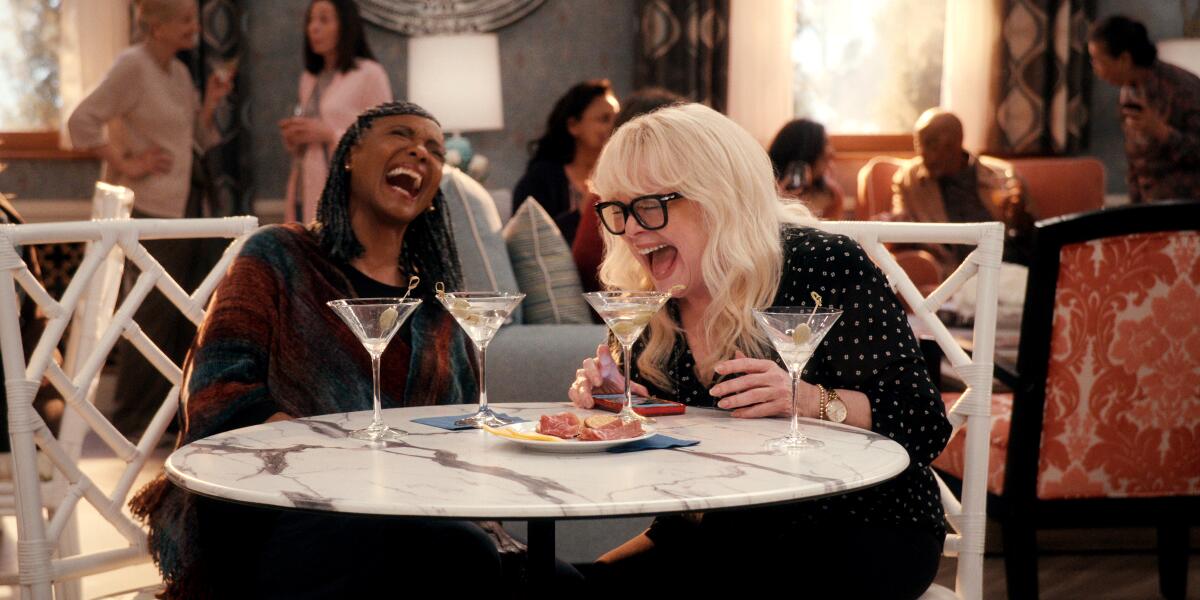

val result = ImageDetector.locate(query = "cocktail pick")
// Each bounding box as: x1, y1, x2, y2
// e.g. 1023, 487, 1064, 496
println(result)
789, 291, 824, 345
380, 276, 422, 331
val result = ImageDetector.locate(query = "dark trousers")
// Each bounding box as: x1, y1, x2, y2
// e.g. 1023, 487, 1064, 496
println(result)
582, 519, 943, 599
110, 203, 223, 436
194, 498, 581, 598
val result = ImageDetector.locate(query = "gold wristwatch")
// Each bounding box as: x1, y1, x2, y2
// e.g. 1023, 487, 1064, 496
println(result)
818, 385, 848, 423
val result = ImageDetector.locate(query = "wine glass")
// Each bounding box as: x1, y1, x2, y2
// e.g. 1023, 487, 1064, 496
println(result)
752, 305, 842, 453
327, 298, 422, 442
583, 291, 672, 424
437, 291, 525, 428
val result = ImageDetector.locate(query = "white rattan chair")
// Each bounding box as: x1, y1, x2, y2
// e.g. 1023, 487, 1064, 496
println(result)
0, 183, 134, 600
0, 216, 257, 600
820, 220, 1003, 600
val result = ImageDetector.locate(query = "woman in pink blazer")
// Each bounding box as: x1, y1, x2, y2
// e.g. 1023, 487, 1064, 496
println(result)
280, 0, 392, 223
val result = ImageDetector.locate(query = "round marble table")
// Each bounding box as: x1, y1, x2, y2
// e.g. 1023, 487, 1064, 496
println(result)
165, 402, 909, 584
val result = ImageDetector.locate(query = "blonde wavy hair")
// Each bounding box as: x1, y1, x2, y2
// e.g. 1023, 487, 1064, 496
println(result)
592, 103, 818, 391
135, 0, 191, 35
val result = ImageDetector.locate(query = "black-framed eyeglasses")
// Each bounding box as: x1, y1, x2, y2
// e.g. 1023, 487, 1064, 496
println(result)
594, 192, 683, 235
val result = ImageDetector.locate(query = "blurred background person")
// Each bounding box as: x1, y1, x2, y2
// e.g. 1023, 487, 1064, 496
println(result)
572, 87, 683, 292
512, 79, 619, 244
767, 118, 844, 220
1089, 14, 1200, 203
280, 0, 392, 224
67, 0, 233, 435
891, 108, 1033, 269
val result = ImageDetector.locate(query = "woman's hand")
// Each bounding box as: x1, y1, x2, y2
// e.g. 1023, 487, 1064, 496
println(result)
568, 343, 651, 409
202, 70, 235, 113
1122, 104, 1171, 143
710, 351, 819, 418
279, 117, 335, 147
116, 147, 173, 179
199, 70, 236, 132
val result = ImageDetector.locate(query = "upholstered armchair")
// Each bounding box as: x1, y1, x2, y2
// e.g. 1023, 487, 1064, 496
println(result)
933, 200, 1200, 599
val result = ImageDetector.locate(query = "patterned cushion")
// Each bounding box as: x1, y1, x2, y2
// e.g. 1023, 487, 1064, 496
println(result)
933, 392, 1013, 496
1036, 231, 1200, 500
440, 167, 523, 323
502, 199, 591, 324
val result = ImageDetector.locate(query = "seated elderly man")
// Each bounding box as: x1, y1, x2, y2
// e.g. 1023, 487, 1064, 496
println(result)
891, 108, 1034, 268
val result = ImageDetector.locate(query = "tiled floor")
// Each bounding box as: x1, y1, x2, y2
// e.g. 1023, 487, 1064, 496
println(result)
0, 432, 168, 600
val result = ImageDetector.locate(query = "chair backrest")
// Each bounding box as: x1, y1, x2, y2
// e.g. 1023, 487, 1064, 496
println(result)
61, 183, 135, 461
0, 217, 257, 600
1005, 201, 1200, 504
1009, 157, 1106, 220
855, 156, 905, 220
821, 220, 1004, 600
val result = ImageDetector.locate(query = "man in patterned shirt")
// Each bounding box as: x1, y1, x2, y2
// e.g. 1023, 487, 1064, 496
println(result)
1090, 15, 1200, 203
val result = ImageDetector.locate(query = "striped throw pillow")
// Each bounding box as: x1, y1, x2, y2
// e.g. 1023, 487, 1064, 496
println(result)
502, 198, 591, 324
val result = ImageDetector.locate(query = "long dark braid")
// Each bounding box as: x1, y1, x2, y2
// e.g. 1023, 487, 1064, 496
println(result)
313, 101, 463, 296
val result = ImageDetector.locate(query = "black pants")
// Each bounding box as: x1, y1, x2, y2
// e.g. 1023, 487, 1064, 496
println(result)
195, 499, 582, 598
111, 206, 223, 436
582, 519, 943, 599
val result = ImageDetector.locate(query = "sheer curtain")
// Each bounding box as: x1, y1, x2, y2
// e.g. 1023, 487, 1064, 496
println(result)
940, 0, 1003, 154
57, 0, 129, 147
726, 0, 795, 147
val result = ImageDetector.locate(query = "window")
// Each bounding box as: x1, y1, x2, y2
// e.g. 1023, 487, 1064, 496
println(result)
0, 0, 62, 131
792, 0, 945, 134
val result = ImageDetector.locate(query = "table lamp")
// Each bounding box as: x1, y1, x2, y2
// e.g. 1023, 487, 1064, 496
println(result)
408, 33, 505, 180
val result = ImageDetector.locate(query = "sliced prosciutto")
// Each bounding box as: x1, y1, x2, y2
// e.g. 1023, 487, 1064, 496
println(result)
578, 420, 645, 441
538, 412, 584, 439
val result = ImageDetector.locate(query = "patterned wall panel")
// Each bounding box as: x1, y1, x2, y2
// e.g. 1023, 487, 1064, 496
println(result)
187, 0, 251, 216
994, 0, 1095, 155
635, 0, 728, 111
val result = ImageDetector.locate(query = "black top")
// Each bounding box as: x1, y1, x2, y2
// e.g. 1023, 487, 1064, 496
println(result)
636, 227, 952, 540
939, 163, 995, 266
512, 159, 581, 243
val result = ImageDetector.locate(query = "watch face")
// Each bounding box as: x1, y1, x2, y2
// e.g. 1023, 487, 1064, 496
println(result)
827, 399, 848, 423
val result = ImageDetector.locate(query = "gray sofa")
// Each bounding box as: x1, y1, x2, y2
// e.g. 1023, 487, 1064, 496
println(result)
440, 168, 651, 561
441, 167, 607, 406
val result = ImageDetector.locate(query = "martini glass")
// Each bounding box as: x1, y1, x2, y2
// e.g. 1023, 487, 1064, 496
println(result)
437, 291, 525, 428
752, 306, 843, 453
328, 298, 422, 442
583, 291, 672, 424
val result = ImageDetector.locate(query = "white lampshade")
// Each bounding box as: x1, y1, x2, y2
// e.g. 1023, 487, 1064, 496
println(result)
407, 33, 504, 132
1158, 38, 1200, 78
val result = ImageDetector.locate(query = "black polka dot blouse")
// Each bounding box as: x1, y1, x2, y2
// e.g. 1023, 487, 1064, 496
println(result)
635, 226, 953, 540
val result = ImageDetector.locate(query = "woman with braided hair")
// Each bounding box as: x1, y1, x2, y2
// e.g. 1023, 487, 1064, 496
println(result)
129, 102, 516, 598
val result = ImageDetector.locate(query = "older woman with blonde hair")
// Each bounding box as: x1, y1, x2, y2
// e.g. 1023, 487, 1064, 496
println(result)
569, 104, 951, 598
68, 0, 234, 435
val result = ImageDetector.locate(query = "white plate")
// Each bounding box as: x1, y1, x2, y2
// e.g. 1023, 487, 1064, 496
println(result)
490, 421, 657, 453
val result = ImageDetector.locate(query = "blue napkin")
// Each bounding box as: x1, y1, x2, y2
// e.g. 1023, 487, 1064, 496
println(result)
411, 413, 527, 431
607, 434, 700, 453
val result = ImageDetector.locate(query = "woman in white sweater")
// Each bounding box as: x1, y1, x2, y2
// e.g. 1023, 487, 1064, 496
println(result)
68, 0, 231, 218
67, 0, 233, 434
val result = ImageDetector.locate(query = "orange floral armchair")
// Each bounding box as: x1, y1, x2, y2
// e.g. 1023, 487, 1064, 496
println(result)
932, 200, 1200, 599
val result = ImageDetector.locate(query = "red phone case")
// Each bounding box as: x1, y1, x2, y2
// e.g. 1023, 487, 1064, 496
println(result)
592, 395, 686, 416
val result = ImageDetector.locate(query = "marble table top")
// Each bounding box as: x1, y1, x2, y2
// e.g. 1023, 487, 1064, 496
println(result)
165, 403, 909, 520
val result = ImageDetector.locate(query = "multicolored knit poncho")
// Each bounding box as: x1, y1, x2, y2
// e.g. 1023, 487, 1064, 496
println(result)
130, 223, 477, 597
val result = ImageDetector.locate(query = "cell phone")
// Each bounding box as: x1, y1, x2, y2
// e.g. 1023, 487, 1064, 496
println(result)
592, 393, 686, 416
